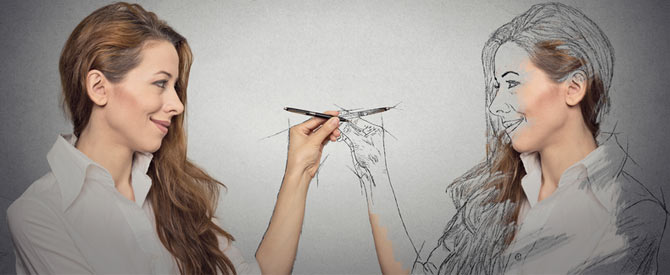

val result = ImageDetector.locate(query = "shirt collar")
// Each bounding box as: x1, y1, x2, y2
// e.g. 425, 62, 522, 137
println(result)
131, 151, 154, 207
519, 145, 622, 211
47, 134, 154, 211
519, 152, 542, 207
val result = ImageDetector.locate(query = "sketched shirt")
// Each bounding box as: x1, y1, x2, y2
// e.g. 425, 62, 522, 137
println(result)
7, 134, 260, 274
420, 143, 666, 275
503, 145, 666, 274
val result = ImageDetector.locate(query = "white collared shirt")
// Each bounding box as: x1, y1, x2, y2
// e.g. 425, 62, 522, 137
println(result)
7, 134, 260, 274
503, 145, 666, 274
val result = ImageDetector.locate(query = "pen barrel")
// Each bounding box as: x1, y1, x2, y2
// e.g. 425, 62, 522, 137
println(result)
284, 107, 348, 122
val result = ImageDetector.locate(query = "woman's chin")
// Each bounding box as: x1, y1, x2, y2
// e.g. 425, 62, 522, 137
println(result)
511, 136, 541, 154
138, 140, 163, 154
510, 135, 529, 154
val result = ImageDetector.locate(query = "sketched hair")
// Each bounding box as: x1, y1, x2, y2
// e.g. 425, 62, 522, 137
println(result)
59, 3, 236, 274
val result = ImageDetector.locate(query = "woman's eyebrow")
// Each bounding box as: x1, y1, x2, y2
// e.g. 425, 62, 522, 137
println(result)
501, 71, 519, 78
155, 71, 173, 78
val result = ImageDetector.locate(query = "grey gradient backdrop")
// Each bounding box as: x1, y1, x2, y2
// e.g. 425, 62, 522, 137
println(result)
1, 0, 669, 273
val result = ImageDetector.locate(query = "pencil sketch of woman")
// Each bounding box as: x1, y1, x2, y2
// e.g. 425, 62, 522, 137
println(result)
340, 2, 667, 274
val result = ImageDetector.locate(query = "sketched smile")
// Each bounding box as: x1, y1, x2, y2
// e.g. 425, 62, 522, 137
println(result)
502, 118, 524, 132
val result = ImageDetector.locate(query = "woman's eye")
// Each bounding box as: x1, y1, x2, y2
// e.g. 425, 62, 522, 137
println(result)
506, 80, 520, 89
153, 80, 168, 89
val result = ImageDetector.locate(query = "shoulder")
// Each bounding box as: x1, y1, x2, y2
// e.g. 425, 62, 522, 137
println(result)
592, 170, 667, 241
587, 145, 667, 222
7, 172, 64, 233
609, 171, 666, 216
574, 172, 667, 274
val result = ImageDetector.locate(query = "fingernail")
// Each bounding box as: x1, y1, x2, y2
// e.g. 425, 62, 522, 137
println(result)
330, 117, 340, 125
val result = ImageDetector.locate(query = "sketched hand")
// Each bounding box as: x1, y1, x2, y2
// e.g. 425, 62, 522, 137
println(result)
340, 117, 388, 203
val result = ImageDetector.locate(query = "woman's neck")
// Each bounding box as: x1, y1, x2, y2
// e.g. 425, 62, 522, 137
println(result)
537, 120, 597, 201
75, 123, 135, 201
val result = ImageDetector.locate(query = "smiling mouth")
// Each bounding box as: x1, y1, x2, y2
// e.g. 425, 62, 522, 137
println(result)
150, 118, 170, 134
502, 118, 525, 133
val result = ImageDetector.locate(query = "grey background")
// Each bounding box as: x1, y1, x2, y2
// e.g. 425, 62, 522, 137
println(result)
1, 0, 669, 273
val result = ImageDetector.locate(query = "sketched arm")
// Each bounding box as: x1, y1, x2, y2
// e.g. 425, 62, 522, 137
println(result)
340, 117, 437, 274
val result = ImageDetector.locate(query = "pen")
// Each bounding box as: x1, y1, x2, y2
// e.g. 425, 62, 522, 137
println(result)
284, 107, 350, 122
345, 107, 391, 117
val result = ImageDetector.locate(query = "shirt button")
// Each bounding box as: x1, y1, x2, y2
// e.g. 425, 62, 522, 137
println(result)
514, 253, 522, 261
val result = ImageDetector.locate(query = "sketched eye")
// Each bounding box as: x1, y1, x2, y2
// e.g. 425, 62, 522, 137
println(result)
506, 80, 520, 89
153, 80, 168, 89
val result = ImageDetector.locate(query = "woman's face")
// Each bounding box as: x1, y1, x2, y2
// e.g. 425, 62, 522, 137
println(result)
104, 40, 184, 153
488, 43, 568, 153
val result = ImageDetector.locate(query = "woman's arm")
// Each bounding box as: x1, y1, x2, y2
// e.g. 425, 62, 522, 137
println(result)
365, 164, 417, 274
255, 112, 341, 274
7, 198, 94, 274
340, 118, 440, 274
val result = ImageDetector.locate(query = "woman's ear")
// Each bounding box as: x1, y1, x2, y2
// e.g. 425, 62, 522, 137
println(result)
86, 70, 109, 106
565, 70, 587, 107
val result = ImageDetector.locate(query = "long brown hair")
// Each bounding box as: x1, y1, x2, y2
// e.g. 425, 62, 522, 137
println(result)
478, 2, 614, 244
59, 3, 236, 274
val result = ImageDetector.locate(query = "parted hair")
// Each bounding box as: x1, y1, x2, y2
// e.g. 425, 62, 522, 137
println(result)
59, 3, 236, 274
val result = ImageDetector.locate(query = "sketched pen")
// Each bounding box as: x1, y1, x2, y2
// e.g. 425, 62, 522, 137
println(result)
284, 107, 349, 122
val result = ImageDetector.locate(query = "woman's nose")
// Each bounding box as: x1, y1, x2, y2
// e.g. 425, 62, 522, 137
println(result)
164, 87, 184, 116
488, 90, 511, 116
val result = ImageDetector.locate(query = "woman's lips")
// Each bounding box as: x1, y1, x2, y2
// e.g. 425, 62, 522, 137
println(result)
151, 118, 170, 134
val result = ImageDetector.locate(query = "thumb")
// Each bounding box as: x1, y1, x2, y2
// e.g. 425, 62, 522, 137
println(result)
310, 117, 340, 145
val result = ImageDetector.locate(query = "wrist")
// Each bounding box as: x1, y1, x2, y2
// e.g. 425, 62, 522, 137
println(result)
282, 166, 312, 191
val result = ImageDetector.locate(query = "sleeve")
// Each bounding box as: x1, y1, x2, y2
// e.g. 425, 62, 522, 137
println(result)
219, 237, 261, 275
7, 198, 94, 274
212, 217, 261, 275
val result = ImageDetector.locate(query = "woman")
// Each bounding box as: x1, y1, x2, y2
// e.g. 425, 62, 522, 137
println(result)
342, 2, 666, 274
6, 3, 340, 274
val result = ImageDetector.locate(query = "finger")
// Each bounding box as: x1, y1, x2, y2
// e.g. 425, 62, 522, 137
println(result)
296, 111, 340, 133
328, 129, 341, 141
311, 116, 340, 145
297, 117, 328, 135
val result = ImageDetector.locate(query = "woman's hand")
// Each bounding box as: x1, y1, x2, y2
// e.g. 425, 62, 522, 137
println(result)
257, 111, 340, 275
285, 111, 341, 179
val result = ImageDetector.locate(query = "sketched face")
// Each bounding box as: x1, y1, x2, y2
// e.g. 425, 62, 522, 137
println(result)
104, 40, 184, 153
488, 43, 567, 153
